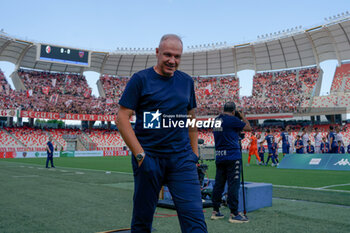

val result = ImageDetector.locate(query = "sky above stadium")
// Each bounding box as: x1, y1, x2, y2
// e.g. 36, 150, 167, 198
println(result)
0, 0, 349, 97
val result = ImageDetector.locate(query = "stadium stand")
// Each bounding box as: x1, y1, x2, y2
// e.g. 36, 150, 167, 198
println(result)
311, 96, 338, 108
84, 129, 125, 150
337, 95, 350, 107
4, 127, 50, 151
16, 69, 119, 115
241, 67, 319, 114
331, 63, 350, 93
98, 74, 240, 116
193, 75, 239, 115
0, 129, 21, 151
1, 123, 349, 152
99, 74, 129, 101
241, 67, 320, 114
47, 128, 81, 150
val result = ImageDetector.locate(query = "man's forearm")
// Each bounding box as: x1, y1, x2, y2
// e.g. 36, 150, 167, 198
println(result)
189, 128, 198, 156
188, 109, 198, 156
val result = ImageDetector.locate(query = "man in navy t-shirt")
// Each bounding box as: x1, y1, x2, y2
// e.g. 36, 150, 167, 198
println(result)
328, 126, 338, 153
117, 34, 207, 233
278, 126, 289, 157
46, 136, 55, 168
306, 140, 315, 154
264, 129, 274, 158
320, 137, 330, 154
258, 142, 265, 164
211, 102, 251, 223
295, 135, 304, 154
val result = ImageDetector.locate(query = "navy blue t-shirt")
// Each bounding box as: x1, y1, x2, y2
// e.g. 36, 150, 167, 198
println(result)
281, 132, 289, 145
295, 140, 304, 154
213, 114, 246, 162
47, 141, 54, 155
329, 132, 337, 147
265, 134, 274, 148
119, 67, 196, 155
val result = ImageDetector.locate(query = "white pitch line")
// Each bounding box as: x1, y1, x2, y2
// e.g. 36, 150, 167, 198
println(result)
318, 183, 350, 189
274, 184, 350, 193
0, 161, 133, 175
12, 175, 39, 178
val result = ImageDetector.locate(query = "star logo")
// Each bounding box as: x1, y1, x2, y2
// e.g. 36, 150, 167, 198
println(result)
150, 109, 162, 122
143, 110, 162, 129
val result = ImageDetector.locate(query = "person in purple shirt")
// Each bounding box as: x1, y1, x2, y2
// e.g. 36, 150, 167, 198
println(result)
320, 137, 330, 154
295, 135, 304, 154
266, 137, 278, 166
258, 142, 265, 164
328, 126, 338, 153
337, 141, 345, 154
306, 140, 315, 154
347, 144, 350, 154
263, 129, 274, 158
117, 34, 207, 233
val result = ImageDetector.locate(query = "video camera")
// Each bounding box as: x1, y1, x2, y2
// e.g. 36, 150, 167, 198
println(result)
234, 110, 242, 119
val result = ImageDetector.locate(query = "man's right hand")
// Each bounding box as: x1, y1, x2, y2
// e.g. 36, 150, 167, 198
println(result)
138, 157, 145, 167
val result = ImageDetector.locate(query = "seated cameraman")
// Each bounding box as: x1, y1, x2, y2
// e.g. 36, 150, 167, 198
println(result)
211, 102, 252, 223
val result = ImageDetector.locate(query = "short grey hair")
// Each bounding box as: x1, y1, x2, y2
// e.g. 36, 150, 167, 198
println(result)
159, 34, 183, 47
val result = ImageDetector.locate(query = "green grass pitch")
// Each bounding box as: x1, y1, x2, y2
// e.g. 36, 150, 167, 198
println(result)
1, 154, 350, 233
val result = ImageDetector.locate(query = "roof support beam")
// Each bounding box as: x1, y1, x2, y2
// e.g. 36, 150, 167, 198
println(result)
145, 55, 150, 69
291, 36, 303, 67
205, 51, 208, 75
0, 40, 11, 56
323, 27, 341, 66
129, 55, 136, 76
231, 47, 238, 77
218, 50, 222, 74
100, 53, 109, 74
264, 43, 272, 70
305, 32, 320, 68
278, 40, 288, 68
339, 23, 350, 63
250, 45, 257, 73
115, 55, 123, 76
16, 44, 34, 69
192, 52, 195, 76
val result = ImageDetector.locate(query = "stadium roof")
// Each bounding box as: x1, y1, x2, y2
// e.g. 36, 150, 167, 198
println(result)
0, 18, 350, 76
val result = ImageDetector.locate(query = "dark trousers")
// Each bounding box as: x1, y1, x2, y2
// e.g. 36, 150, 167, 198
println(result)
259, 154, 265, 163
211, 159, 241, 215
131, 151, 207, 233
266, 154, 276, 165
46, 154, 54, 168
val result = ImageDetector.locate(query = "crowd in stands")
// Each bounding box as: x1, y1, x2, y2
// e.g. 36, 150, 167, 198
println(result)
0, 66, 335, 117
331, 63, 350, 92
194, 76, 240, 115
99, 74, 129, 100
241, 67, 319, 114
1, 126, 126, 151
1, 123, 349, 154
3, 69, 118, 115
